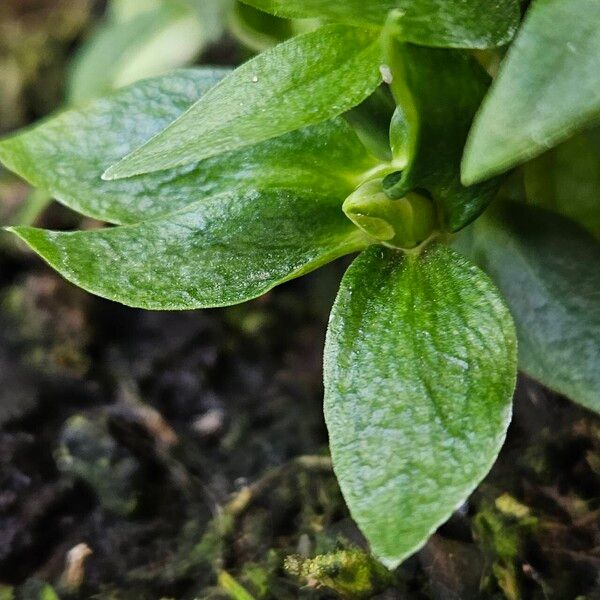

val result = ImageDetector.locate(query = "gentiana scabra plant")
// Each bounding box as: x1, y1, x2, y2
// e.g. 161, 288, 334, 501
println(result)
1, 0, 598, 568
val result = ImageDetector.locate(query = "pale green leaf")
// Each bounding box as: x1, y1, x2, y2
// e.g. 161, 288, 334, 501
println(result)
68, 0, 221, 104
324, 244, 517, 568
457, 202, 600, 414
239, 0, 519, 48
0, 69, 377, 225
7, 189, 368, 310
462, 0, 600, 184
103, 24, 383, 179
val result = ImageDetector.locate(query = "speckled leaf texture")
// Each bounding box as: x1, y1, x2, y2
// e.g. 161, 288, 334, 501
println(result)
104, 24, 383, 179
0, 69, 377, 225
238, 0, 519, 48
324, 244, 517, 568
462, 0, 600, 184
8, 189, 368, 310
459, 202, 600, 414
385, 41, 501, 231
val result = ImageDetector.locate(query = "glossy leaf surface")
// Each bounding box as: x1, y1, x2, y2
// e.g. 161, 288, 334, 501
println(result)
458, 202, 600, 414
324, 244, 517, 567
0, 70, 377, 225
386, 41, 501, 231
104, 24, 382, 179
8, 189, 368, 310
462, 0, 600, 184
239, 0, 519, 48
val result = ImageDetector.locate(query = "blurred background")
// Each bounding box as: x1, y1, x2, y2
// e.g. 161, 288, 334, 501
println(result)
0, 2, 599, 599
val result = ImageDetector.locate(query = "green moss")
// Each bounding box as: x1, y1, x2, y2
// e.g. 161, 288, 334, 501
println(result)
284, 549, 393, 599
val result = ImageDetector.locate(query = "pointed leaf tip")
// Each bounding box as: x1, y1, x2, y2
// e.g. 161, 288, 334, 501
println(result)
325, 244, 517, 566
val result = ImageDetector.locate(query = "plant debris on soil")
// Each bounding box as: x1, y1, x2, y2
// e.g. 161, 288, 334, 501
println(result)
1, 2, 599, 599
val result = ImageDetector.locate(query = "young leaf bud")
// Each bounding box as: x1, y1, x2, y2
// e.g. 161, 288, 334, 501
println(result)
343, 178, 437, 250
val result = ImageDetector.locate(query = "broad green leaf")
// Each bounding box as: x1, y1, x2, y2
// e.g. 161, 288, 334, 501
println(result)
0, 69, 377, 225
103, 24, 383, 179
68, 0, 222, 104
385, 41, 501, 231
7, 188, 368, 310
462, 0, 600, 185
239, 0, 519, 48
457, 202, 600, 414
524, 127, 600, 238
324, 244, 517, 568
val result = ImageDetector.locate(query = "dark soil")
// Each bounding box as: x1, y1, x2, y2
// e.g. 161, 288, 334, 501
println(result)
0, 2, 599, 599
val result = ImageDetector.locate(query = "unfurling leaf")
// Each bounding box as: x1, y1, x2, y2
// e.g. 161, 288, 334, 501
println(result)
385, 41, 501, 231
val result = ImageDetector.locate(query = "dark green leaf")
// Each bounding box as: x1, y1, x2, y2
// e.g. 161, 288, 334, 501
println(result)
103, 24, 383, 179
457, 202, 600, 414
239, 0, 519, 48
345, 87, 396, 162
524, 127, 600, 238
7, 188, 368, 310
462, 0, 600, 184
0, 69, 378, 225
324, 244, 517, 567
385, 41, 501, 231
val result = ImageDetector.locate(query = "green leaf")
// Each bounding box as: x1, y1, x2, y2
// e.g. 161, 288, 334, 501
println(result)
68, 0, 224, 104
7, 188, 368, 310
0, 69, 377, 225
462, 0, 600, 185
238, 0, 519, 48
524, 127, 600, 238
457, 202, 600, 414
324, 244, 517, 568
345, 87, 396, 162
103, 24, 383, 179
385, 41, 501, 231
230, 1, 318, 53
108, 0, 163, 22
